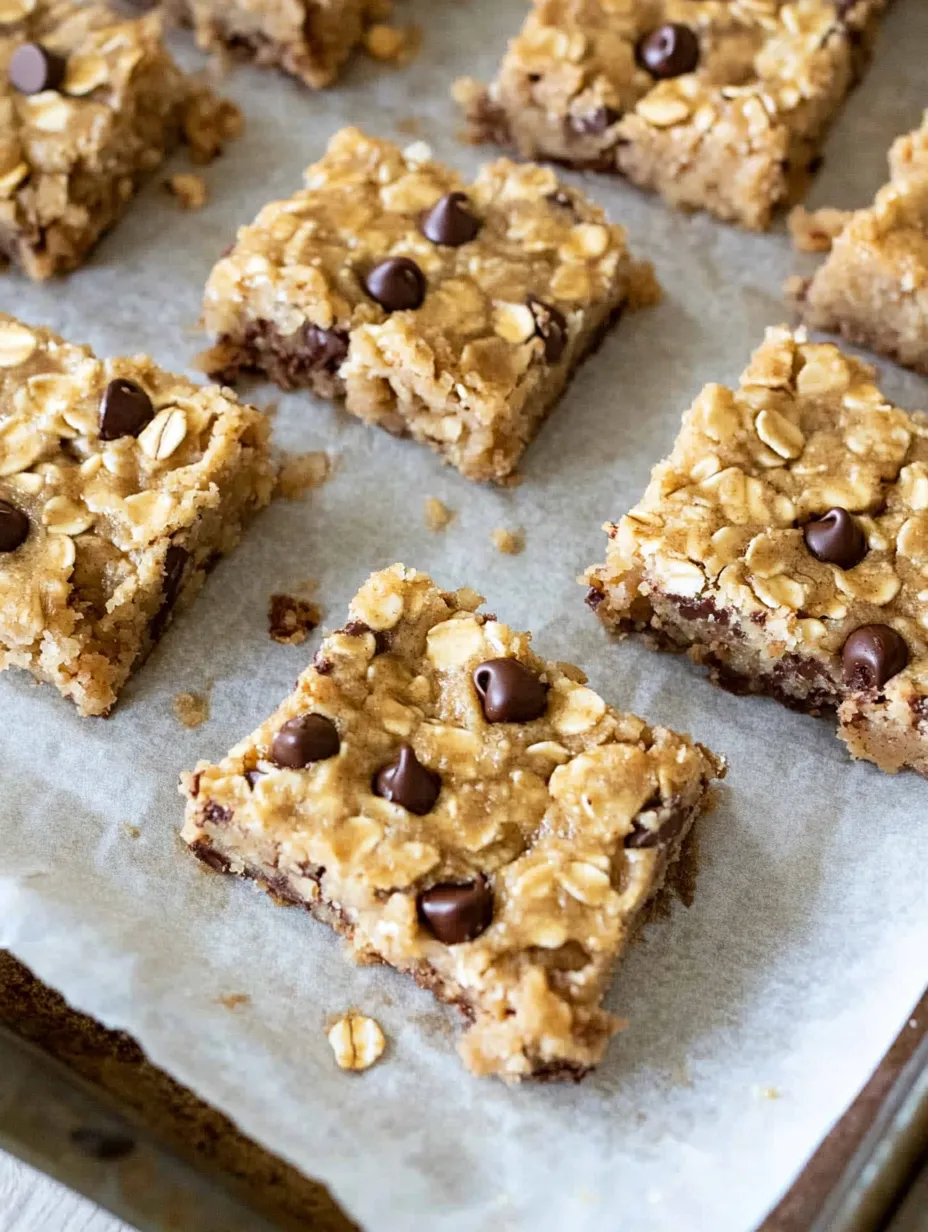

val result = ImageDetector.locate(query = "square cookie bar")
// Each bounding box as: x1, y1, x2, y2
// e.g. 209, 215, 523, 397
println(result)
181, 565, 724, 1081
0, 314, 273, 716
457, 0, 887, 230
155, 0, 380, 90
586, 326, 928, 777
791, 111, 928, 374
202, 127, 657, 483
0, 0, 238, 280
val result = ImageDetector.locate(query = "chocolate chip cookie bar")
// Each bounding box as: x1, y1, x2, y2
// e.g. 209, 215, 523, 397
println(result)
457, 0, 887, 230
0, 314, 273, 716
202, 128, 657, 483
586, 325, 928, 777
791, 111, 928, 374
0, 0, 239, 280
181, 565, 724, 1081
153, 0, 381, 90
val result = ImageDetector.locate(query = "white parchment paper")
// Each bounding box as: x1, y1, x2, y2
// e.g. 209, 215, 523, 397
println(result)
2, 3, 928, 1228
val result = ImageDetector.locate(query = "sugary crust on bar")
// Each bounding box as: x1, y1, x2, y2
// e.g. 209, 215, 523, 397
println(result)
201, 127, 657, 483
181, 564, 723, 1081
0, 314, 274, 715
586, 325, 928, 777
456, 0, 888, 230
792, 111, 928, 374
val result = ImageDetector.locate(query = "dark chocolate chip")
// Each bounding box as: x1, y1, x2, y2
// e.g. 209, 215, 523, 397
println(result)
70, 1128, 136, 1162
364, 257, 426, 312
374, 744, 440, 815
420, 192, 481, 246
526, 296, 568, 363
626, 803, 689, 849
99, 378, 154, 441
803, 507, 867, 569
418, 877, 494, 945
302, 324, 349, 375
342, 619, 391, 654
473, 658, 548, 723
203, 800, 232, 825
191, 840, 232, 873
9, 43, 67, 94
842, 625, 908, 692
585, 586, 604, 611
149, 543, 188, 641
271, 713, 340, 768
0, 499, 29, 552
244, 769, 265, 789
636, 24, 700, 79
570, 105, 621, 135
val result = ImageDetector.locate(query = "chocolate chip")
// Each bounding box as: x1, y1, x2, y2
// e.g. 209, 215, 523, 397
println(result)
546, 190, 578, 217
527, 296, 568, 363
418, 877, 493, 945
626, 803, 689, 849
99, 378, 154, 441
364, 257, 426, 312
374, 744, 440, 815
473, 658, 548, 723
302, 324, 349, 375
149, 543, 188, 641
191, 839, 232, 873
0, 500, 29, 552
420, 192, 481, 246
842, 625, 908, 692
803, 507, 867, 569
244, 769, 265, 789
636, 24, 700, 79
570, 105, 621, 135
271, 713, 340, 768
9, 43, 66, 94
585, 586, 604, 611
70, 1128, 136, 1162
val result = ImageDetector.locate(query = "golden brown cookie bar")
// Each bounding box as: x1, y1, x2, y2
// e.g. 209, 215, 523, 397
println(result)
586, 326, 928, 778
153, 0, 382, 89
181, 565, 724, 1082
791, 111, 928, 374
0, 314, 273, 716
0, 0, 240, 280
456, 0, 888, 231
201, 128, 657, 484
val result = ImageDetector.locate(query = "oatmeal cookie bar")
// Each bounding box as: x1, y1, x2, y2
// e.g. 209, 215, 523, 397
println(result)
152, 0, 382, 90
202, 128, 656, 484
181, 564, 724, 1081
0, 0, 240, 280
457, 0, 888, 231
586, 325, 928, 777
0, 314, 273, 716
791, 111, 928, 374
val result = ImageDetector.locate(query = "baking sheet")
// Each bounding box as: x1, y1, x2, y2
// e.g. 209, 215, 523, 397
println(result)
2, 3, 928, 1229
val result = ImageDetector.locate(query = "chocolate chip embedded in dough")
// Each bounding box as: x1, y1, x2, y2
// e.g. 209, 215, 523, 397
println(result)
473, 658, 548, 723
841, 625, 908, 692
374, 744, 440, 815
364, 257, 426, 312
271, 714, 340, 768
635, 24, 700, 79
417, 878, 494, 945
99, 378, 154, 441
803, 507, 867, 569
526, 296, 568, 363
420, 192, 481, 246
0, 500, 29, 552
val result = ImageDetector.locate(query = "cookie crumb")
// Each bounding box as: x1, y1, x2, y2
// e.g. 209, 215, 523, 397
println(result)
219, 993, 250, 1010
395, 116, 422, 136
182, 89, 243, 165
165, 172, 209, 210
327, 1011, 386, 1071
122, 824, 141, 840
173, 691, 210, 729
754, 1085, 781, 1101
277, 451, 335, 499
424, 496, 454, 531
364, 23, 421, 63
491, 527, 525, 556
788, 205, 851, 253
269, 593, 322, 645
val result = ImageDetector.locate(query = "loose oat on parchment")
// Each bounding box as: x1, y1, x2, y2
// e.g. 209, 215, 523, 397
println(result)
327, 1012, 386, 1071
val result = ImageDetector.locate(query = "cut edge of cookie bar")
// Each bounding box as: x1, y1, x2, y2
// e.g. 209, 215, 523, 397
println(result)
456, 0, 888, 231
201, 128, 657, 484
586, 324, 928, 778
790, 111, 928, 375
0, 2, 240, 281
0, 315, 274, 716
180, 564, 724, 1082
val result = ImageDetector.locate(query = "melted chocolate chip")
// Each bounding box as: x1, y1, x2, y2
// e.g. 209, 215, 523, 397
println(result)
190, 840, 232, 873
626, 803, 689, 849
364, 257, 426, 312
636, 24, 700, 79
70, 1128, 136, 1162
803, 507, 867, 569
9, 43, 66, 94
420, 192, 481, 246
99, 378, 154, 441
374, 744, 440, 815
570, 105, 621, 135
149, 544, 188, 641
473, 658, 548, 723
418, 877, 494, 945
842, 625, 908, 692
301, 324, 349, 375
0, 500, 29, 552
271, 714, 340, 768
527, 296, 568, 363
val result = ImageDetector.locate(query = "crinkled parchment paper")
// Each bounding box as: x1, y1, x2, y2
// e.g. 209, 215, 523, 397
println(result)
2, 2, 928, 1228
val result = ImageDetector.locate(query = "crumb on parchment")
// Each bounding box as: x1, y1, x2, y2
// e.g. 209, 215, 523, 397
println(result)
166, 173, 209, 210
276, 451, 336, 499
424, 497, 455, 531
491, 527, 525, 556
268, 593, 322, 645
173, 691, 210, 729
